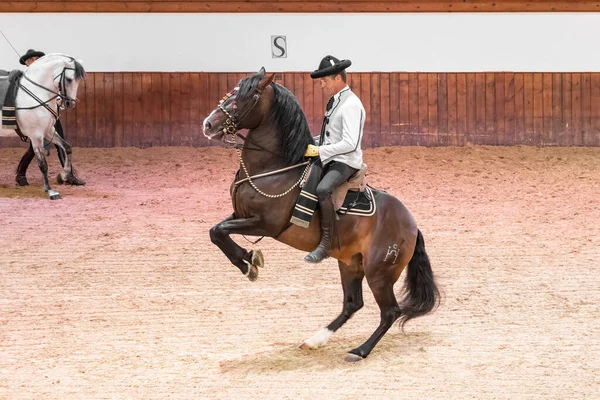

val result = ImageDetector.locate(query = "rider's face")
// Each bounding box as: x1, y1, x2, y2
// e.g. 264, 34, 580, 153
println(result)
25, 57, 39, 67
318, 75, 340, 97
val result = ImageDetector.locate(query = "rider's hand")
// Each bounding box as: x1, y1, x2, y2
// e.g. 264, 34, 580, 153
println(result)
305, 144, 320, 157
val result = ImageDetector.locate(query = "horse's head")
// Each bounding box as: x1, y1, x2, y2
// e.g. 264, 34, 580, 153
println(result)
59, 56, 86, 109
203, 67, 275, 145
26, 53, 86, 109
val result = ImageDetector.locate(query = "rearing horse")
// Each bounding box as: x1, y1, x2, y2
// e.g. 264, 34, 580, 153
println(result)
0, 53, 85, 199
203, 68, 439, 362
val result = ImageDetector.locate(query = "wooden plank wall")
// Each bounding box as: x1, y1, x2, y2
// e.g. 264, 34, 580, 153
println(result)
3, 1, 600, 13
2, 72, 600, 148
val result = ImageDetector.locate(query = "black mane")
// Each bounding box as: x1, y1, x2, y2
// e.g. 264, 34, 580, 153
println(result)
237, 74, 313, 166
73, 60, 86, 80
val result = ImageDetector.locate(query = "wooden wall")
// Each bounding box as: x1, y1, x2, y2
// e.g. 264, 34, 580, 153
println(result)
3, 1, 600, 13
2, 71, 600, 148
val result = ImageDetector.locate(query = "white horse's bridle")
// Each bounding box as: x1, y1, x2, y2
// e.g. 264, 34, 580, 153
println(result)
17, 55, 80, 119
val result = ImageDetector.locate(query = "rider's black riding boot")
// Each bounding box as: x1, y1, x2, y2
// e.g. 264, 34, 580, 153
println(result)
304, 197, 335, 263
15, 143, 35, 186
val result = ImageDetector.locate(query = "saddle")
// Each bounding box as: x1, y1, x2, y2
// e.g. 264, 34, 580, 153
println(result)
332, 163, 368, 211
1, 70, 25, 138
290, 162, 373, 228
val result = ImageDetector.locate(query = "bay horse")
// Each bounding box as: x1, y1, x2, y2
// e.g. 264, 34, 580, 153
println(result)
202, 68, 439, 362
0, 53, 85, 199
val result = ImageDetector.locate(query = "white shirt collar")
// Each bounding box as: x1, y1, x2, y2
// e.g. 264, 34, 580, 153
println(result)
333, 85, 350, 101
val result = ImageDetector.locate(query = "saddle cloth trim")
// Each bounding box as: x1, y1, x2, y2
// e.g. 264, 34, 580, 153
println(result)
337, 186, 376, 217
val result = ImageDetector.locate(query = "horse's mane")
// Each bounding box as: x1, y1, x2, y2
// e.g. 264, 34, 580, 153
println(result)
73, 60, 86, 80
237, 73, 313, 166
35, 53, 86, 80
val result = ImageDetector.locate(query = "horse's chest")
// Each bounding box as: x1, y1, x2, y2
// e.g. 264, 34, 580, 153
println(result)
231, 182, 262, 217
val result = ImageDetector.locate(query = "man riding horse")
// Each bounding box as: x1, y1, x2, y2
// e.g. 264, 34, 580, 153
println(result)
304, 55, 366, 263
202, 66, 439, 360
15, 49, 85, 186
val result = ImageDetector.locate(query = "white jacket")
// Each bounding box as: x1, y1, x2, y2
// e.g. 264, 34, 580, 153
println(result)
317, 86, 365, 170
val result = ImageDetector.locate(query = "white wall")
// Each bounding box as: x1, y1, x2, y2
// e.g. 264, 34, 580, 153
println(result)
1, 13, 599, 73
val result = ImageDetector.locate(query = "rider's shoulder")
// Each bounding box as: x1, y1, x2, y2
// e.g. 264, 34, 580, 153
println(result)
341, 92, 365, 112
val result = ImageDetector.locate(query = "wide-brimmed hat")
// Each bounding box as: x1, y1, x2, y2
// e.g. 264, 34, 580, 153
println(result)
310, 55, 351, 79
19, 49, 46, 65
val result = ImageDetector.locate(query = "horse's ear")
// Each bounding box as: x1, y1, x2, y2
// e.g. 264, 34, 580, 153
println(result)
258, 66, 266, 77
258, 72, 275, 90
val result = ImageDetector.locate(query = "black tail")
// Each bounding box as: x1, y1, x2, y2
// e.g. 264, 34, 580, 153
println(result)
398, 229, 440, 328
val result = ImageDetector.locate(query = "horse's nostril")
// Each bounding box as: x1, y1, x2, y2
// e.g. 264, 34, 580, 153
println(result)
205, 121, 212, 130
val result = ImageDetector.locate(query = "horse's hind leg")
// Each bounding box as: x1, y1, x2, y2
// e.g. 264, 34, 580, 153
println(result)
301, 259, 364, 350
345, 260, 403, 362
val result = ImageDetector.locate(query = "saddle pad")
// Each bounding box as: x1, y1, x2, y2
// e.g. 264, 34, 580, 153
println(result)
336, 186, 377, 217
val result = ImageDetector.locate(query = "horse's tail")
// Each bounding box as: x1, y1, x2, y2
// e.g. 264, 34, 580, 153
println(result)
398, 229, 440, 328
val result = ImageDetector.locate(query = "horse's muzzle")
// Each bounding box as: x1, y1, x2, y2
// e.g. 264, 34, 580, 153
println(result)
203, 119, 223, 140
63, 99, 77, 109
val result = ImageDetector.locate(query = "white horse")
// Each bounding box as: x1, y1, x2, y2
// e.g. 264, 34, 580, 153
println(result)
0, 53, 85, 199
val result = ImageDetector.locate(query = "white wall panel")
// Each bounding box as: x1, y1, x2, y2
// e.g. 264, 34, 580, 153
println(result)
0, 13, 598, 72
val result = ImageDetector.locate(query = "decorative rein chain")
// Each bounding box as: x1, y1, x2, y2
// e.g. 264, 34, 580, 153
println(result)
236, 149, 310, 198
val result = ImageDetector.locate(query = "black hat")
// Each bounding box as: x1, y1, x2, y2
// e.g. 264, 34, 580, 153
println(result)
19, 49, 46, 65
310, 55, 351, 79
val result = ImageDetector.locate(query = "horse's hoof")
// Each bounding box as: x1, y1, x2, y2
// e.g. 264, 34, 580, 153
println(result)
247, 265, 259, 282
48, 190, 61, 200
299, 342, 313, 351
251, 249, 264, 268
344, 353, 364, 363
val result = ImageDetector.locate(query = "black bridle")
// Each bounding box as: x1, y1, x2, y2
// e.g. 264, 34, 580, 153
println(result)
215, 84, 285, 158
217, 86, 262, 147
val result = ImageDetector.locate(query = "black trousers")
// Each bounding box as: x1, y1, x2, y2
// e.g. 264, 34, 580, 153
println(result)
315, 160, 358, 202
17, 120, 66, 175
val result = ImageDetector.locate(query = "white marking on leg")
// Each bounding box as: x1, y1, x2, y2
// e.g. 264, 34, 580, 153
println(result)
303, 328, 334, 349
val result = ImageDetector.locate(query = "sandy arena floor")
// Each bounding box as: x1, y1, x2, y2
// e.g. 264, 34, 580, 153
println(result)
1, 145, 599, 399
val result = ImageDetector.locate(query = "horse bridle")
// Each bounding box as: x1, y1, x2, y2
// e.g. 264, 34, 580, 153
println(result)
18, 56, 80, 119
217, 86, 263, 147
216, 85, 285, 159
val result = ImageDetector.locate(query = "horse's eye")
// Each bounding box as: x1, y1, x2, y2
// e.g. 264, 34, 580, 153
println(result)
66, 78, 73, 83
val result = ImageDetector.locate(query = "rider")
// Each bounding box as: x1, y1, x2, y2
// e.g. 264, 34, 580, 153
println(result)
15, 49, 85, 186
303, 55, 366, 263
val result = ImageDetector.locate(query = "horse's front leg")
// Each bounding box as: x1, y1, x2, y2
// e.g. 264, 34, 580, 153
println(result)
31, 138, 59, 200
209, 214, 268, 281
